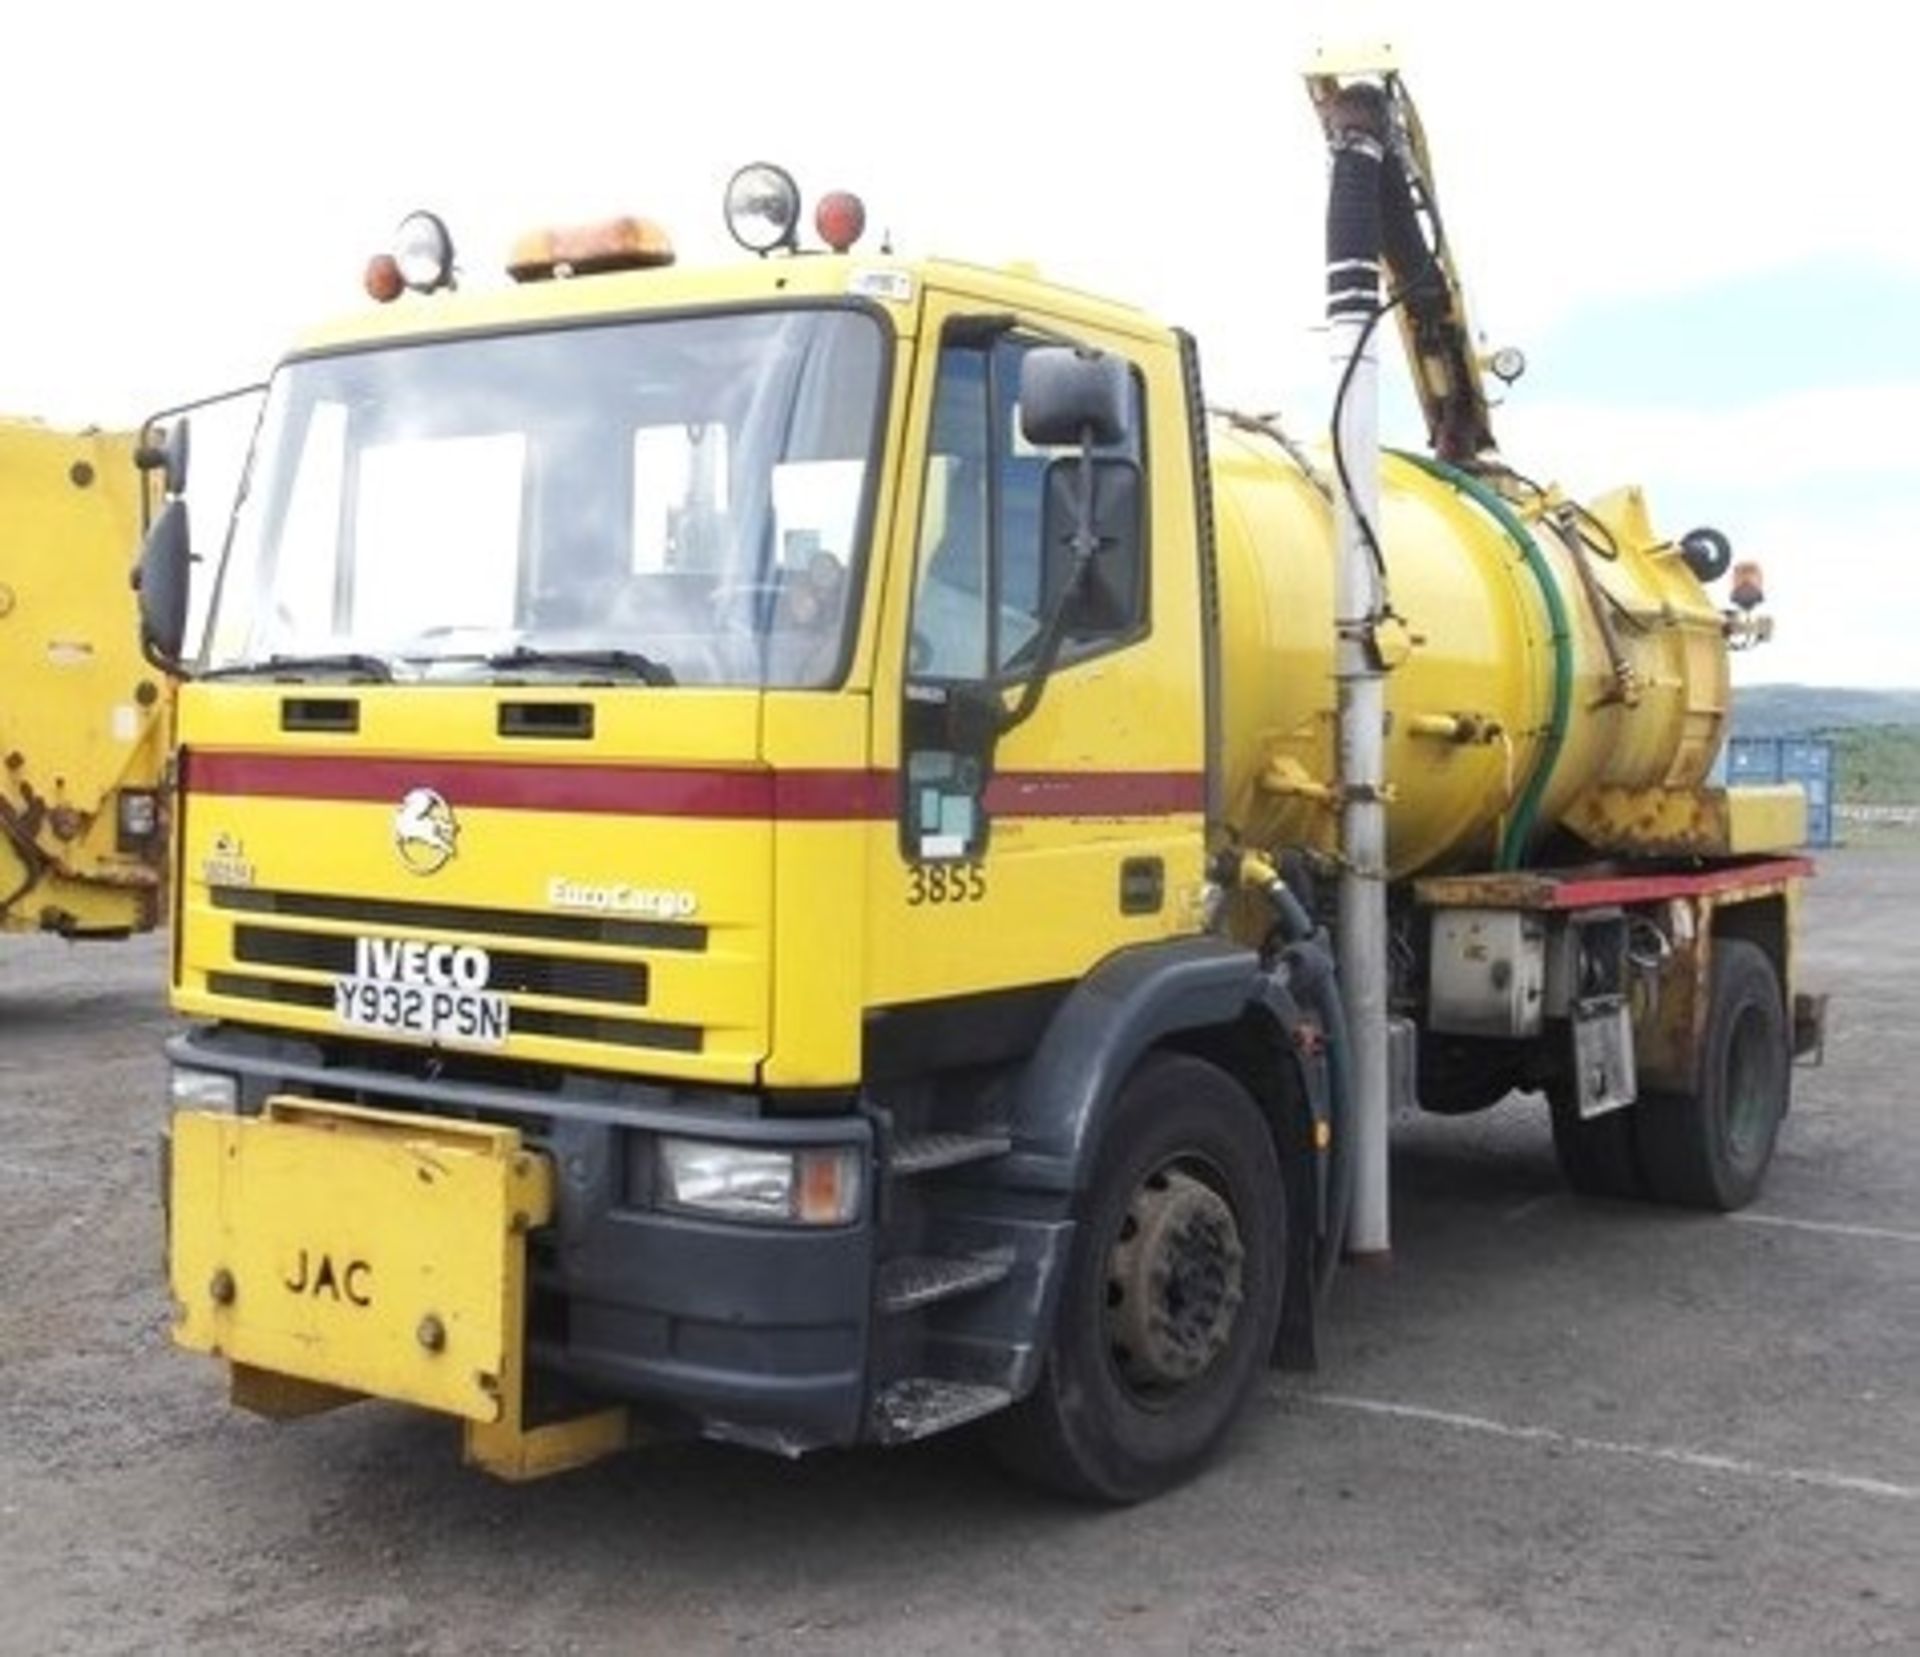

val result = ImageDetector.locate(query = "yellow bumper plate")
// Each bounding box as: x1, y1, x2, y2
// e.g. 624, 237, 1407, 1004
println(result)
170, 1098, 552, 1423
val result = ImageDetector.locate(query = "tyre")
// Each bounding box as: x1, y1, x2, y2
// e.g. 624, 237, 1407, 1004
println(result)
988, 1052, 1286, 1503
1635, 938, 1790, 1211
1548, 1086, 1644, 1200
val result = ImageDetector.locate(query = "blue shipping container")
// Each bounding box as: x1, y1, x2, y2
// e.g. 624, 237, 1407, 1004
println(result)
1723, 734, 1834, 847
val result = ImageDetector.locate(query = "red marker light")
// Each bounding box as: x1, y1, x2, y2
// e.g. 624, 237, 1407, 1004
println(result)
815, 190, 866, 253
364, 253, 404, 304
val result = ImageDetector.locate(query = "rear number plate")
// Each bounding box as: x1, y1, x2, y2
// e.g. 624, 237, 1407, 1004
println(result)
333, 977, 509, 1047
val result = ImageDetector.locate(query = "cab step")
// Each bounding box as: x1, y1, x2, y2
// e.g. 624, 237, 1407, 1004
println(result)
870, 1377, 1013, 1443
890, 1129, 1012, 1177
878, 1250, 1013, 1314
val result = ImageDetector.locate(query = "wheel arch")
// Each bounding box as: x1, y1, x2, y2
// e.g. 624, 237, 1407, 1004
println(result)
993, 935, 1330, 1369
997, 936, 1308, 1194
993, 937, 1254, 1188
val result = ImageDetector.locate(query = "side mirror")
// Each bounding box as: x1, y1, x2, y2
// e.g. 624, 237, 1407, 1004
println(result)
1040, 456, 1143, 634
134, 416, 192, 498
133, 497, 192, 671
1018, 348, 1130, 449
163, 417, 192, 498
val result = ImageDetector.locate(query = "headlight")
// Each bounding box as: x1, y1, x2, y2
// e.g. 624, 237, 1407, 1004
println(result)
393, 209, 456, 292
657, 1137, 861, 1226
169, 1066, 238, 1112
723, 162, 801, 255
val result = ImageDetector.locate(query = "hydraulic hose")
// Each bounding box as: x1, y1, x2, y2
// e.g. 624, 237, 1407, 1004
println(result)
1233, 850, 1355, 1298
1279, 934, 1355, 1299
1394, 451, 1573, 868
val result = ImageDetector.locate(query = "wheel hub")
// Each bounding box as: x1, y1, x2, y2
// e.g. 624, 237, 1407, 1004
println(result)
1105, 1168, 1246, 1391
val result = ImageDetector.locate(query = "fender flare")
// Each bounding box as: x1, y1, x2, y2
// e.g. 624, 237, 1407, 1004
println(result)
988, 934, 1345, 1380
996, 936, 1324, 1197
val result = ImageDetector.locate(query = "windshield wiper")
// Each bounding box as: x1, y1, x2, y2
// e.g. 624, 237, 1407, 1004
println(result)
482, 646, 676, 687
201, 652, 395, 683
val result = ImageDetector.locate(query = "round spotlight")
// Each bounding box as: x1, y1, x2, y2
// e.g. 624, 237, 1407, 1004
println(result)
814, 190, 867, 254
724, 163, 801, 255
393, 210, 456, 292
1488, 345, 1527, 385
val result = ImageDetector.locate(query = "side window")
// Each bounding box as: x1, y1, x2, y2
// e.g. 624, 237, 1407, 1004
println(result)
910, 351, 992, 678
908, 333, 1145, 682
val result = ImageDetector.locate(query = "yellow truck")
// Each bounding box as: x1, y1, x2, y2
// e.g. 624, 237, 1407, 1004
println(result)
148, 61, 1821, 1500
0, 418, 170, 938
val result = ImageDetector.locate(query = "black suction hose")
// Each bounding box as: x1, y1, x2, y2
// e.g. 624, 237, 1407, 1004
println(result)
1239, 858, 1356, 1299
1282, 934, 1356, 1300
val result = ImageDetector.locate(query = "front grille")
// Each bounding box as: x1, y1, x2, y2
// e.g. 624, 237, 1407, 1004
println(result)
205, 972, 703, 1053
232, 923, 647, 1007
211, 885, 705, 952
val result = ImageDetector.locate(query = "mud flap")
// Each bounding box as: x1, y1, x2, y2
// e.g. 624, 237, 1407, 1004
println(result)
1271, 1146, 1319, 1372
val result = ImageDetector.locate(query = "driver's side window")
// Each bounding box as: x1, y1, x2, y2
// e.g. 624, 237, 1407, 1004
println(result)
908, 332, 1144, 682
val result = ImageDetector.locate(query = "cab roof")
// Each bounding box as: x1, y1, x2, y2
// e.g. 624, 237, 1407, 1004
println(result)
292, 252, 1172, 358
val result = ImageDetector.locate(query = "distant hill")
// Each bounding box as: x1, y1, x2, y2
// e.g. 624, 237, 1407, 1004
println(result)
1831, 727, 1920, 805
1731, 684, 1920, 737
1727, 686, 1920, 806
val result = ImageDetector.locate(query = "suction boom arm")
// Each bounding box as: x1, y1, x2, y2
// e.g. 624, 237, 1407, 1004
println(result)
1306, 47, 1502, 464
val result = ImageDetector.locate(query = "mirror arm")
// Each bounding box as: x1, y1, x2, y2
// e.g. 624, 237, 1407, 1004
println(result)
997, 425, 1099, 737
134, 382, 271, 530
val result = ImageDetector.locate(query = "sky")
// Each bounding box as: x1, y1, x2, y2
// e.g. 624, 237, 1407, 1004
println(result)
5, 0, 1913, 686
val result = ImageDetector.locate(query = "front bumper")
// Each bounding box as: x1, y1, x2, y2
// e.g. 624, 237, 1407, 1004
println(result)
166, 1026, 874, 1455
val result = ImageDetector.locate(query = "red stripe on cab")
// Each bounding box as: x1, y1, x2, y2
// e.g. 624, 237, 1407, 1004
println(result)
181, 752, 1203, 821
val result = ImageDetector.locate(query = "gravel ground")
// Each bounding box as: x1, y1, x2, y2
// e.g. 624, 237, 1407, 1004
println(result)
1, 849, 1914, 1654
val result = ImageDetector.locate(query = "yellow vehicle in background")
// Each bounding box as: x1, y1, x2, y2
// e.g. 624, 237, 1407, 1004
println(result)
147, 59, 1822, 1502
0, 418, 170, 938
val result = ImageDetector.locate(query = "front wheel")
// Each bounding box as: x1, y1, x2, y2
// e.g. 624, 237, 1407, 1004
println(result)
988, 1053, 1286, 1503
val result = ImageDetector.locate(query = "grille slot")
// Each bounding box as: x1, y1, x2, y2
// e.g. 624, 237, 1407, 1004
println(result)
281, 697, 359, 733
211, 885, 705, 952
205, 971, 702, 1053
499, 700, 593, 739
233, 923, 647, 1006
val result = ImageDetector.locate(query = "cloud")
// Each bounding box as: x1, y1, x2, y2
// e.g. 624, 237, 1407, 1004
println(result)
3, 0, 1909, 689
1502, 384, 1920, 501
5, 0, 1909, 421
1494, 387, 1919, 688
1727, 498, 1920, 688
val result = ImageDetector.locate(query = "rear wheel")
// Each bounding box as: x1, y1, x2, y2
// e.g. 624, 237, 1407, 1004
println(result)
988, 1053, 1285, 1503
1636, 938, 1790, 1211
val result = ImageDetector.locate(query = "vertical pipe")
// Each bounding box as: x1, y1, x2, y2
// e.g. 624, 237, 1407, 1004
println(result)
1325, 88, 1392, 1260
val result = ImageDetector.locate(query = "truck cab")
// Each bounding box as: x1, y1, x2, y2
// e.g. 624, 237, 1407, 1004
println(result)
159, 207, 1252, 1496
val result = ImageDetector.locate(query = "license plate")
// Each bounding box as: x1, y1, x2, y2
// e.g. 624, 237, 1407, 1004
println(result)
333, 976, 509, 1047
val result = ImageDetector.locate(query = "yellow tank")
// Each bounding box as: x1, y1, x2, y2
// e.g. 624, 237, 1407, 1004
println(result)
1211, 426, 1731, 878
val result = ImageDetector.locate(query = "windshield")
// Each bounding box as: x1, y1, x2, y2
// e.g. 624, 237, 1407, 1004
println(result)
204, 307, 886, 687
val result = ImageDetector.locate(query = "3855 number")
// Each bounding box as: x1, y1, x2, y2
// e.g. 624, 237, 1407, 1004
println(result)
906, 862, 987, 906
